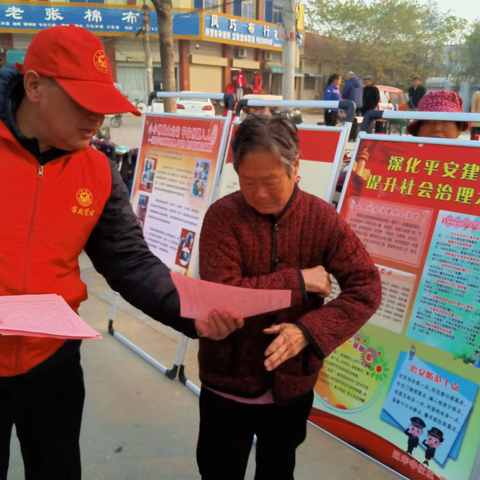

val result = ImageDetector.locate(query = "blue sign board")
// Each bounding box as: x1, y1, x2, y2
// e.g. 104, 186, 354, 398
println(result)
204, 13, 303, 51
0, 4, 200, 37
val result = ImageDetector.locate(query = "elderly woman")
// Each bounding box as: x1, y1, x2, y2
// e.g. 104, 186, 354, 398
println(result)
407, 90, 469, 139
197, 115, 381, 480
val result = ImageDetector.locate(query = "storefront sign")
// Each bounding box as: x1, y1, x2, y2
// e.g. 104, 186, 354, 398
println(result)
0, 2, 200, 37
203, 12, 304, 51
310, 138, 480, 480
217, 125, 341, 201
131, 114, 227, 276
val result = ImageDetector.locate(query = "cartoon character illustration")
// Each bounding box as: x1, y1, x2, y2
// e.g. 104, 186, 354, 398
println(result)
405, 417, 426, 455
422, 427, 444, 466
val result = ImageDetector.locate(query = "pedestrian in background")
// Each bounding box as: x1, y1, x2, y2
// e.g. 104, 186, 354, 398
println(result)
408, 77, 426, 110
323, 73, 342, 126
406, 90, 469, 139
470, 89, 480, 140
361, 75, 380, 117
342, 71, 363, 115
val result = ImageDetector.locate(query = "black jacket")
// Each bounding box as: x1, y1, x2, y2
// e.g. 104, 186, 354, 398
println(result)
0, 68, 197, 361
422, 440, 436, 460
408, 85, 426, 109
362, 85, 380, 115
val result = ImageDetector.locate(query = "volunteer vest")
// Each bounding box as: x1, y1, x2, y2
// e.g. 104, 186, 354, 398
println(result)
0, 123, 112, 376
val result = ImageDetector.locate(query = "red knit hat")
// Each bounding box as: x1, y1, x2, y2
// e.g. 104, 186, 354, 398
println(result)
407, 91, 468, 136
16, 25, 141, 117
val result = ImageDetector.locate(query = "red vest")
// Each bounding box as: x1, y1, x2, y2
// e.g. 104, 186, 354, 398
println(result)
0, 122, 111, 376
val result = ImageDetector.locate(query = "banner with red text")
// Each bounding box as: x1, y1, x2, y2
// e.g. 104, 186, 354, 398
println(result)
310, 138, 480, 480
217, 127, 342, 201
131, 114, 226, 277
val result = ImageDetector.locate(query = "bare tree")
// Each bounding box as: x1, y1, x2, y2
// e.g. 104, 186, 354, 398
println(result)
151, 0, 177, 112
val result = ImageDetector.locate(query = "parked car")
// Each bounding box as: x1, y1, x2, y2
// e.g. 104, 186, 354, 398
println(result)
376, 86, 409, 111
151, 93, 215, 116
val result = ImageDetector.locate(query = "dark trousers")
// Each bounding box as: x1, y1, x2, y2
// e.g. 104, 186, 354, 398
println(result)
471, 127, 480, 140
0, 355, 85, 480
197, 387, 314, 480
324, 110, 338, 127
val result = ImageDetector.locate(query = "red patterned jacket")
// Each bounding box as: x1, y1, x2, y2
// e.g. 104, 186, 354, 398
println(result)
199, 185, 381, 404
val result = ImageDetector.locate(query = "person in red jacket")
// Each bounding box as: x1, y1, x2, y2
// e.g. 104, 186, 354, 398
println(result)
0, 26, 241, 480
197, 114, 382, 480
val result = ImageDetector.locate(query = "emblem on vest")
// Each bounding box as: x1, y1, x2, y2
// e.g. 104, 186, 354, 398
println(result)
72, 189, 96, 217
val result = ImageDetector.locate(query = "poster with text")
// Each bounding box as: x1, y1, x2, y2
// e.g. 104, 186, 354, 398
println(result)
131, 114, 226, 277
310, 138, 480, 480
217, 127, 342, 202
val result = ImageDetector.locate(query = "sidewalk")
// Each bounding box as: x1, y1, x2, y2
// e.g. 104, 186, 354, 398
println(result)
7, 259, 399, 479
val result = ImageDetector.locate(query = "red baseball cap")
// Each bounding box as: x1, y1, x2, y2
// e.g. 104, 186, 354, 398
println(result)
16, 25, 141, 117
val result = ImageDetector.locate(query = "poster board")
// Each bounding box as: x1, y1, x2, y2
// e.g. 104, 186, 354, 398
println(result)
217, 123, 347, 203
131, 113, 230, 277
309, 135, 480, 480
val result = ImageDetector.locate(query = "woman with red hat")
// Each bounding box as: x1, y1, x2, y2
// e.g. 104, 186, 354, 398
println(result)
406, 90, 469, 139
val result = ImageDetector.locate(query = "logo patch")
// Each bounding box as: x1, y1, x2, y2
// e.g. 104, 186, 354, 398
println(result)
93, 50, 108, 74
77, 189, 93, 208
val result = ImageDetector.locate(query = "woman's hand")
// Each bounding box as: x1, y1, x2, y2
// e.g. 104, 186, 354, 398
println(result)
264, 323, 308, 371
301, 266, 332, 298
195, 311, 244, 341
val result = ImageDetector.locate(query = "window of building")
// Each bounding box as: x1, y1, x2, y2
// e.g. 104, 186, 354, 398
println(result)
242, 0, 254, 19
304, 75, 316, 91
205, 0, 219, 11
233, 0, 254, 18
265, 0, 282, 23
194, 0, 220, 11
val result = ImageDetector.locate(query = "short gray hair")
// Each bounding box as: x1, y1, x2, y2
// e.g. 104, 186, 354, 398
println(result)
231, 114, 300, 177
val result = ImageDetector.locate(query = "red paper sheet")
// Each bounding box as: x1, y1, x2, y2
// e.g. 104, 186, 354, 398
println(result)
171, 273, 292, 319
0, 294, 101, 339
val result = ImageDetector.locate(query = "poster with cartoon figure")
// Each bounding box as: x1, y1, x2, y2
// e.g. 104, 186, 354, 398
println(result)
309, 138, 480, 480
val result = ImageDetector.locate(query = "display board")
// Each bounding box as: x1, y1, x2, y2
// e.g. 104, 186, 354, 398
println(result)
310, 136, 480, 480
131, 113, 228, 277
217, 124, 345, 203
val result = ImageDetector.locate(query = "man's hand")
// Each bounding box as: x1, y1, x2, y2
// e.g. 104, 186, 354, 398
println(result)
264, 323, 308, 371
301, 265, 331, 298
195, 311, 244, 341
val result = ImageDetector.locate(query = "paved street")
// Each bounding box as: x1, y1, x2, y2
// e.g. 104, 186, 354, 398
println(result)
7, 255, 399, 480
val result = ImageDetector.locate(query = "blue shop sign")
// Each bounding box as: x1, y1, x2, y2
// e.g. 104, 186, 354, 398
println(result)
203, 13, 303, 51
0, 4, 200, 37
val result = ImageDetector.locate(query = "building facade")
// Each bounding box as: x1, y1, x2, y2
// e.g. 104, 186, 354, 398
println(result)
0, 0, 306, 102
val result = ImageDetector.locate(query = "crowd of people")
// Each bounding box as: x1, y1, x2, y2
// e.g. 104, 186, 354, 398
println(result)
323, 71, 429, 126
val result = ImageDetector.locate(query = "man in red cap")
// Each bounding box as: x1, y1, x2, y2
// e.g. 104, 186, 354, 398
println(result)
0, 25, 242, 479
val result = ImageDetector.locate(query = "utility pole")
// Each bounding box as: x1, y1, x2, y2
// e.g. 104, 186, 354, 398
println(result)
282, 0, 296, 100
143, 0, 154, 96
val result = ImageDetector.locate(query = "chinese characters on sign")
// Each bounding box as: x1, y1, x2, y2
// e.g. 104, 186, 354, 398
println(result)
0, 4, 200, 36
367, 155, 480, 205
204, 13, 285, 49
382, 353, 478, 466
345, 197, 433, 266
309, 139, 480, 480
407, 211, 480, 356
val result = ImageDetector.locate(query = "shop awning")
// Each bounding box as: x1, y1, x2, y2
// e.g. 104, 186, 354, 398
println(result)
270, 66, 304, 77
6, 49, 27, 66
